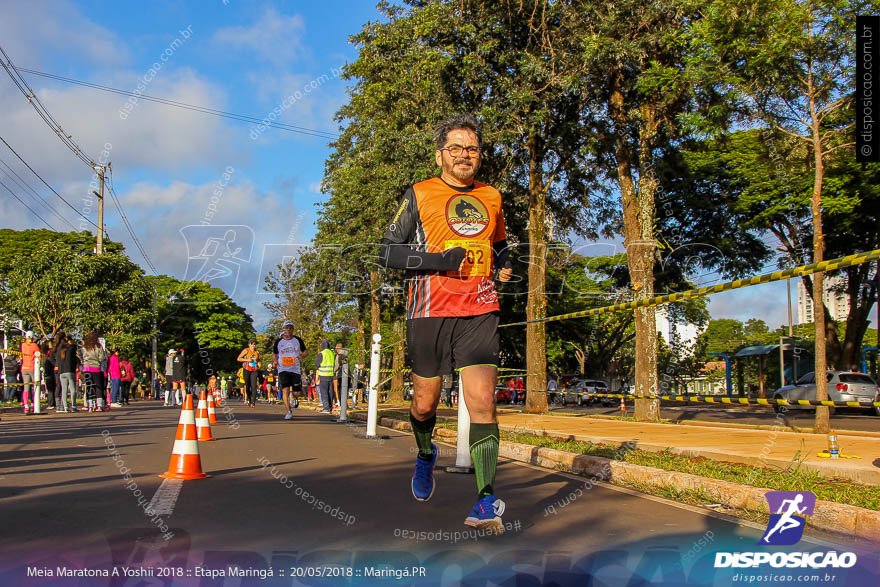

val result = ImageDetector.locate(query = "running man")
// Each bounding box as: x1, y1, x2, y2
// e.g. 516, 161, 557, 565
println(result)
273, 320, 307, 420
378, 113, 512, 533
763, 494, 808, 543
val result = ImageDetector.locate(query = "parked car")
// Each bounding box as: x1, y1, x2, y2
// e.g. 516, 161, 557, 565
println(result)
560, 379, 609, 406
772, 371, 880, 415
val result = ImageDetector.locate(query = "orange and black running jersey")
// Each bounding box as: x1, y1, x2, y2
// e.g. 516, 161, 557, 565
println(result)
383, 177, 507, 318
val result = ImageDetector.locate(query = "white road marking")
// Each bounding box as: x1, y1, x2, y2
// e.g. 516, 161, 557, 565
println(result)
148, 478, 183, 516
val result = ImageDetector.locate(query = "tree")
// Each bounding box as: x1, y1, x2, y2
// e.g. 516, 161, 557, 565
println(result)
693, 0, 865, 433
150, 275, 254, 379
0, 241, 84, 338
673, 129, 879, 372
550, 0, 736, 420
312, 1, 601, 412
695, 319, 746, 357
0, 237, 151, 361
0, 229, 123, 276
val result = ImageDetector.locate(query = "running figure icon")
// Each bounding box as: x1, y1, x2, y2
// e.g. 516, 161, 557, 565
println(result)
762, 494, 806, 543
759, 491, 816, 546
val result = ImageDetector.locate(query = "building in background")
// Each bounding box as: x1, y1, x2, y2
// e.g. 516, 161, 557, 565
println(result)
797, 275, 850, 324
655, 306, 703, 354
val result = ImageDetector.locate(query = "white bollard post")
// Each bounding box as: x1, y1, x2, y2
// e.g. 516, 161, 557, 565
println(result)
365, 333, 381, 438
33, 351, 42, 414
446, 372, 474, 473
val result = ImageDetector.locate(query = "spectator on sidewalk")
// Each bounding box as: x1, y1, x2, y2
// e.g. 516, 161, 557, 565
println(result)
39, 339, 56, 411
171, 349, 187, 404
20, 331, 40, 414
56, 335, 78, 412
3, 348, 20, 403
315, 340, 335, 413
79, 331, 107, 412
333, 343, 347, 410
108, 349, 122, 407
119, 355, 134, 405
164, 349, 176, 406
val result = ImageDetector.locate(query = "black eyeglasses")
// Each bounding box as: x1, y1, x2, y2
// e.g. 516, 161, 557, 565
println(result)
440, 144, 481, 157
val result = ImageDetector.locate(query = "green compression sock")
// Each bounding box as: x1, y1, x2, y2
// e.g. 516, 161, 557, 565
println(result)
410, 413, 436, 461
470, 422, 500, 497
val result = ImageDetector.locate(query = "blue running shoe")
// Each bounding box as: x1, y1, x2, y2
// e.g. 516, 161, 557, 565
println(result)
411, 443, 437, 501
464, 494, 505, 533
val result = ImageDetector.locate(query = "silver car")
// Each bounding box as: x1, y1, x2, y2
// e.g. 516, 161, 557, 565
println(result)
772, 371, 880, 415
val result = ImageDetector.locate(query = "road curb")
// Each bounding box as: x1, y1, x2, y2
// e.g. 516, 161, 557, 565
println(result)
347, 411, 880, 543
575, 413, 880, 439
497, 423, 880, 486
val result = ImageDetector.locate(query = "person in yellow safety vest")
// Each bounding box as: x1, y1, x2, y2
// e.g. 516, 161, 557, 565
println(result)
315, 340, 335, 414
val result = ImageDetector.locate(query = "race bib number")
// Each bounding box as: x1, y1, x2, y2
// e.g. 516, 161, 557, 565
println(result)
282, 356, 297, 367
444, 239, 491, 277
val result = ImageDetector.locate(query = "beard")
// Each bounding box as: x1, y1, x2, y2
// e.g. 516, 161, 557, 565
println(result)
445, 157, 478, 181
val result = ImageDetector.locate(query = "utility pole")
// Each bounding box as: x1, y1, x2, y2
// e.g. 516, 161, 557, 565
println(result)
92, 164, 107, 254
151, 286, 157, 398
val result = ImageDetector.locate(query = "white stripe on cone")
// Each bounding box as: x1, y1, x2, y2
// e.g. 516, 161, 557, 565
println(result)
171, 439, 199, 455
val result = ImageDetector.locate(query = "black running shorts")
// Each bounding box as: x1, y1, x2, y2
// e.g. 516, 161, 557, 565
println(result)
278, 371, 302, 391
406, 312, 499, 378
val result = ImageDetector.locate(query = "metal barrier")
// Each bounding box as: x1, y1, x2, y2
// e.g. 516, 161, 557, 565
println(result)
580, 393, 880, 408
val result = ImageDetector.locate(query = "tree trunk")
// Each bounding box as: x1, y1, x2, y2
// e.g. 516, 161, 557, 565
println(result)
524, 134, 548, 414
356, 294, 368, 365
389, 317, 405, 402
809, 94, 830, 434
612, 87, 659, 421
370, 269, 381, 339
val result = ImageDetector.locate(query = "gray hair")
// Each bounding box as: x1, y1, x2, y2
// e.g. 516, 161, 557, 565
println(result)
434, 113, 482, 149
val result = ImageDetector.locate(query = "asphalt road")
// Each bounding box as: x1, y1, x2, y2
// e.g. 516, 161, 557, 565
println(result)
1, 400, 878, 586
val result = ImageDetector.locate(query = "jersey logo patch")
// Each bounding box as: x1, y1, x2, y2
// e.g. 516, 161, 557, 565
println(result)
446, 194, 489, 237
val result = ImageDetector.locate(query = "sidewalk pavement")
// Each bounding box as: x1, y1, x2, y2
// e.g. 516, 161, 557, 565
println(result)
493, 411, 880, 486
323, 401, 880, 486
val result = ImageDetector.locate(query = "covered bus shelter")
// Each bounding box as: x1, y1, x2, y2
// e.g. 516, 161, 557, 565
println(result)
731, 343, 813, 397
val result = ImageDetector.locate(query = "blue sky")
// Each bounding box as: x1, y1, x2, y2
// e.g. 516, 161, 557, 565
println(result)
0, 0, 793, 332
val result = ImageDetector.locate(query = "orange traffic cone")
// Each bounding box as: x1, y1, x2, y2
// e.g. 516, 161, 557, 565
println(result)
196, 388, 216, 441
619, 396, 626, 412
160, 394, 209, 479
207, 389, 219, 424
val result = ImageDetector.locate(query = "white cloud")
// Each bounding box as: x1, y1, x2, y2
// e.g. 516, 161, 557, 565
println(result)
213, 8, 307, 65
0, 0, 127, 67
108, 178, 311, 319
0, 67, 244, 185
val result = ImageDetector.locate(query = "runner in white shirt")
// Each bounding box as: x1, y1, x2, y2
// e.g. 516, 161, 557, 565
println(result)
273, 320, 307, 420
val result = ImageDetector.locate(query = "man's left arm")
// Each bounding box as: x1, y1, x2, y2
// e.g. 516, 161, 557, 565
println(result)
493, 203, 513, 282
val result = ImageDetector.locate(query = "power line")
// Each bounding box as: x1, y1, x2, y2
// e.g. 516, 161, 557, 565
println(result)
0, 156, 78, 231
1, 47, 159, 271
15, 67, 341, 140
0, 134, 101, 231
0, 176, 56, 230
106, 170, 157, 274
0, 46, 95, 167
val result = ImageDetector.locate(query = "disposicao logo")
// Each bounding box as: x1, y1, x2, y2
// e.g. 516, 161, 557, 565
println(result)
714, 491, 858, 570
760, 490, 815, 546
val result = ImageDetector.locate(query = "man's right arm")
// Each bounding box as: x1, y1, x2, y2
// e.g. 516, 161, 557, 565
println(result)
378, 187, 466, 271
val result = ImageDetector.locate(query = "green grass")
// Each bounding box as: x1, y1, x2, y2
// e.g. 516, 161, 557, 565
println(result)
376, 410, 880, 511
